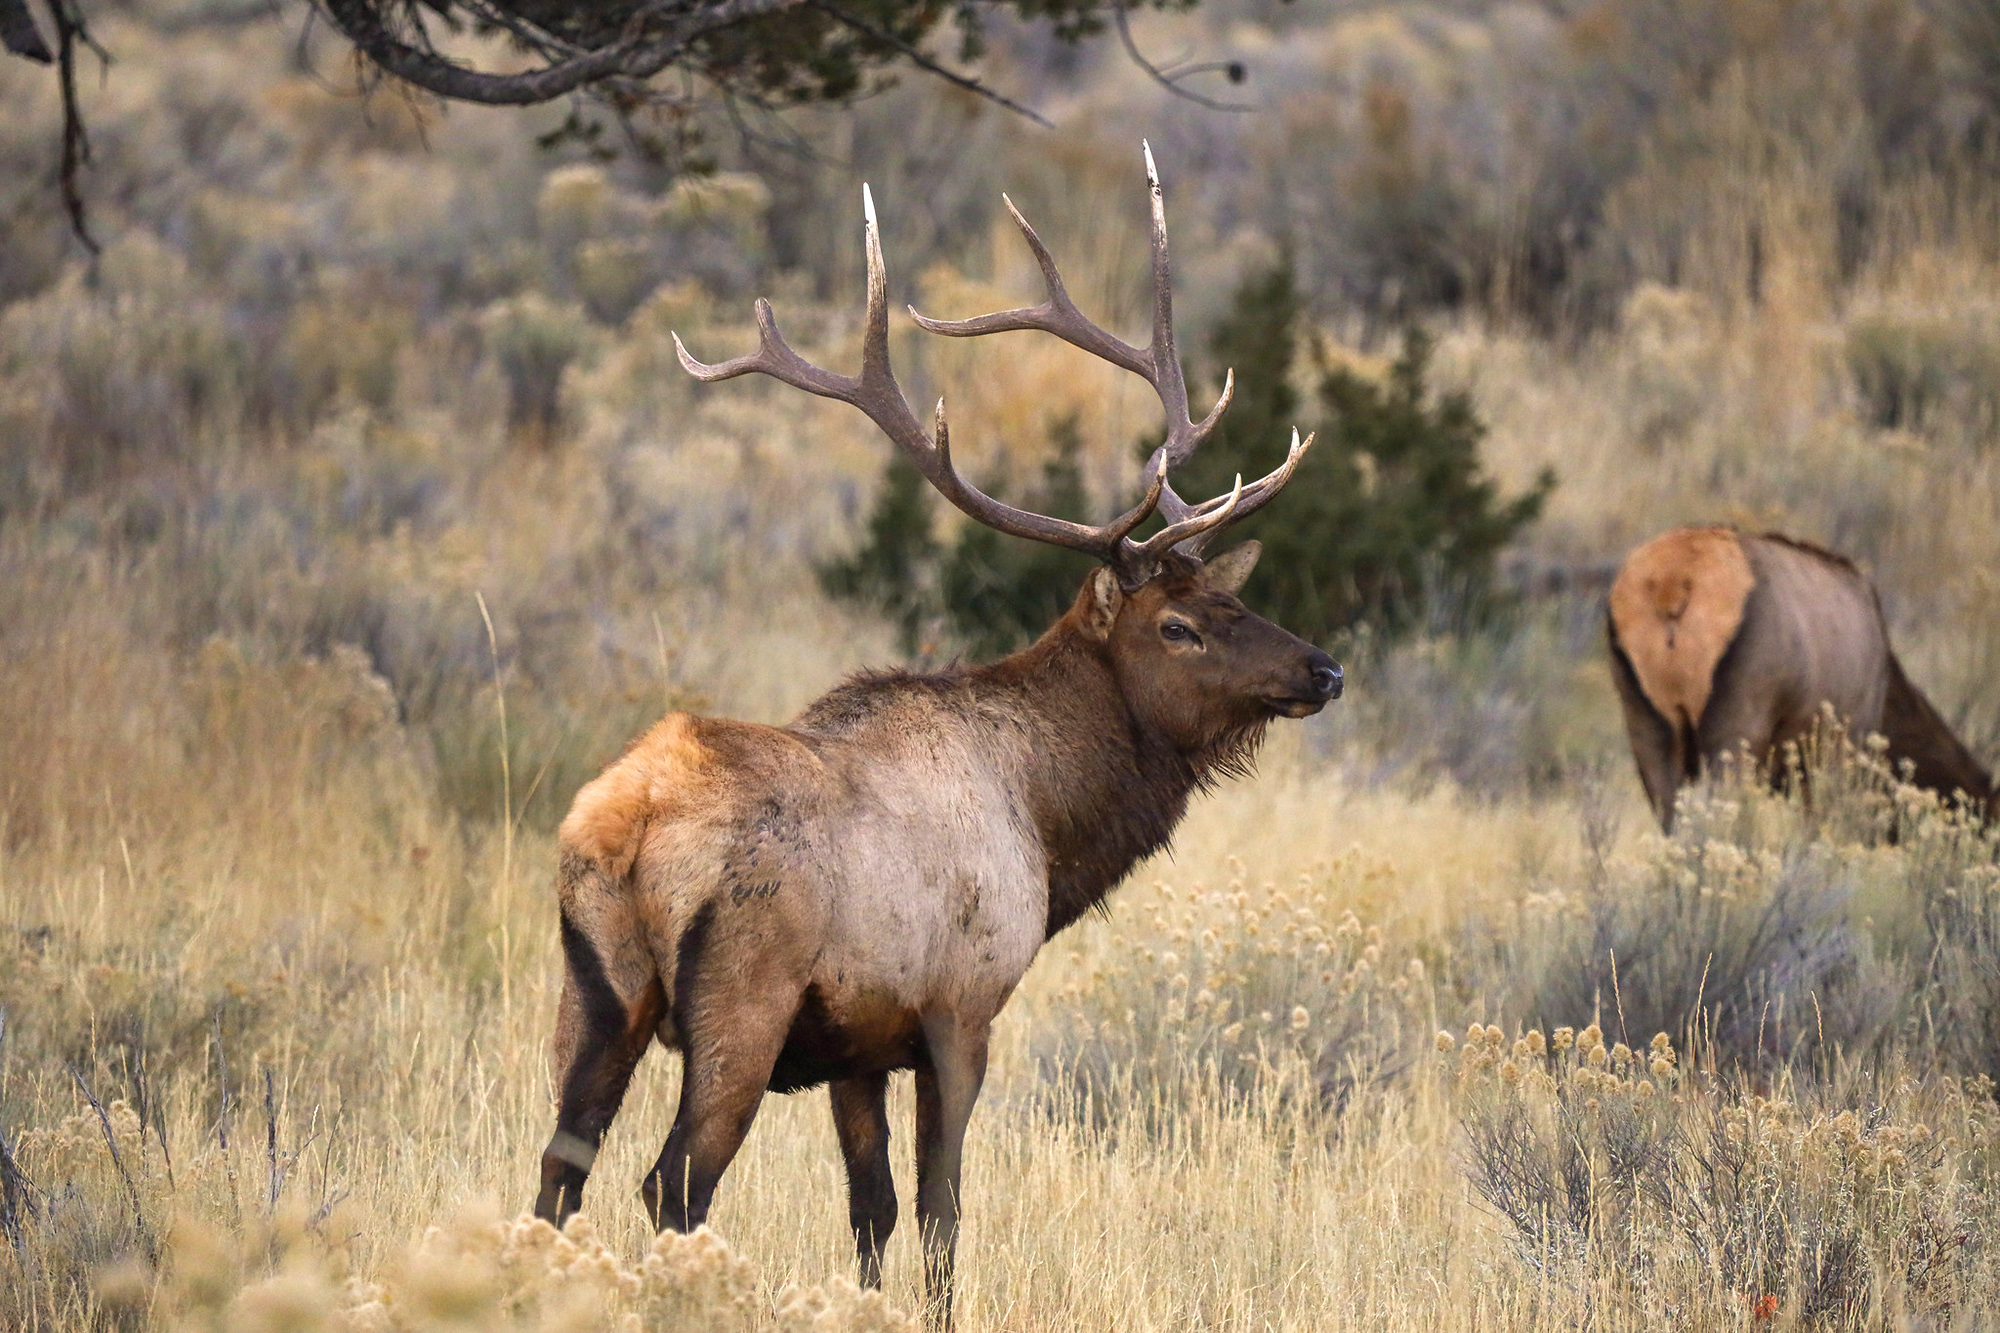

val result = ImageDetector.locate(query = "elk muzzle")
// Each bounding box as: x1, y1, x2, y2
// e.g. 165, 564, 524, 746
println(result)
1267, 647, 1343, 718
1313, 657, 1344, 701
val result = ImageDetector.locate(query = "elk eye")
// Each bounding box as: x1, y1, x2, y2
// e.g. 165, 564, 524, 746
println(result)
1161, 620, 1199, 645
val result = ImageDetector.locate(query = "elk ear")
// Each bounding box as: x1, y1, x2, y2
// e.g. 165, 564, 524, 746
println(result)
1080, 566, 1124, 641
1203, 541, 1262, 594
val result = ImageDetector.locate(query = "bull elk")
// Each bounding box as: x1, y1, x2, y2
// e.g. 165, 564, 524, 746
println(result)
531, 146, 1341, 1326
1608, 525, 1994, 830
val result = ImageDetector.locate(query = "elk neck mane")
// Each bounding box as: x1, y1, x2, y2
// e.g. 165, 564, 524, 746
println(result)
797, 614, 1269, 939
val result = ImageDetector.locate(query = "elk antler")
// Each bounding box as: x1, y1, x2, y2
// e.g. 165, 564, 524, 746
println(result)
912, 142, 1310, 568
676, 145, 1310, 580
676, 185, 1172, 563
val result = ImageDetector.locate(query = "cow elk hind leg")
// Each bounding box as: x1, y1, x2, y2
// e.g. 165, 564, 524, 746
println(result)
1607, 620, 1687, 830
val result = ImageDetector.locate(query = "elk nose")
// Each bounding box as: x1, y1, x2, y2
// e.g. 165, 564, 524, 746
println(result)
1309, 654, 1343, 701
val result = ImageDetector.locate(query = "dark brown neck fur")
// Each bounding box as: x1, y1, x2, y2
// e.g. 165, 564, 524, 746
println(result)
975, 618, 1263, 936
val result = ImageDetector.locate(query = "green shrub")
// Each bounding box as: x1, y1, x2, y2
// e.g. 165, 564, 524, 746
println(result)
1312, 595, 1623, 797
817, 418, 1096, 660
479, 294, 591, 448
815, 453, 941, 656
1169, 260, 1554, 643
936, 420, 1098, 660
1845, 307, 2000, 441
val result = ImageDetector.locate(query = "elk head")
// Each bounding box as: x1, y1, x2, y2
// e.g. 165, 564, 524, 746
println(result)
1080, 544, 1342, 753
676, 143, 1341, 736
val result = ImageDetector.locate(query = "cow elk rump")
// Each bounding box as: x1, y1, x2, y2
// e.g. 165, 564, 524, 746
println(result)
531, 146, 1343, 1328
1608, 525, 1994, 830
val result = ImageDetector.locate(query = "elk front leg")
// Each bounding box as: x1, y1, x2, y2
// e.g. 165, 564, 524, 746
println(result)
914, 1016, 988, 1330
831, 1072, 897, 1288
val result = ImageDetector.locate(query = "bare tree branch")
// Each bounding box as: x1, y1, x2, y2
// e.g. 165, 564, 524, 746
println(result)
52, 0, 101, 254
1111, 0, 1250, 113
317, 0, 810, 106
3, 0, 1255, 251
806, 0, 1052, 128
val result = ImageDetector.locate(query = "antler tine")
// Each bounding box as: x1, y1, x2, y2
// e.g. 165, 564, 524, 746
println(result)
859, 184, 898, 402
1104, 453, 1172, 547
1133, 472, 1242, 560
909, 196, 1151, 380
912, 144, 1229, 466
1145, 428, 1316, 559
674, 301, 839, 396
676, 185, 932, 457
1140, 141, 1194, 464
1142, 365, 1236, 523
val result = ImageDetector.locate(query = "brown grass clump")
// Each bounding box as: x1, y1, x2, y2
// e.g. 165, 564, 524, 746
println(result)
1456, 1028, 1991, 1328
1036, 852, 1432, 1123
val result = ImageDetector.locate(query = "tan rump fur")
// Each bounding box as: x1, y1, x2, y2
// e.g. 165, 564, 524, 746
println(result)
1608, 526, 1755, 733
559, 713, 712, 880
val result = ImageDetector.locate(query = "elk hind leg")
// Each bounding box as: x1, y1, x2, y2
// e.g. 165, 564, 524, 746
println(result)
641, 906, 799, 1232
1609, 627, 1685, 831
831, 1072, 897, 1288
535, 906, 664, 1224
914, 1015, 988, 1331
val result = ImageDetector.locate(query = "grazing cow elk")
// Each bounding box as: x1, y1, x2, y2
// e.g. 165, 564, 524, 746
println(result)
1608, 525, 1994, 830
531, 146, 1342, 1327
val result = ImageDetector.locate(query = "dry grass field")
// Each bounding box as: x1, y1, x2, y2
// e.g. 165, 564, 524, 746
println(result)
7, 1, 2000, 1329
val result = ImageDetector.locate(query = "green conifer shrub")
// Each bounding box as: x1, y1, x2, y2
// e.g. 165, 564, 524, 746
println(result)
816, 452, 940, 656
818, 416, 1095, 660
936, 418, 1098, 660
1170, 259, 1554, 643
